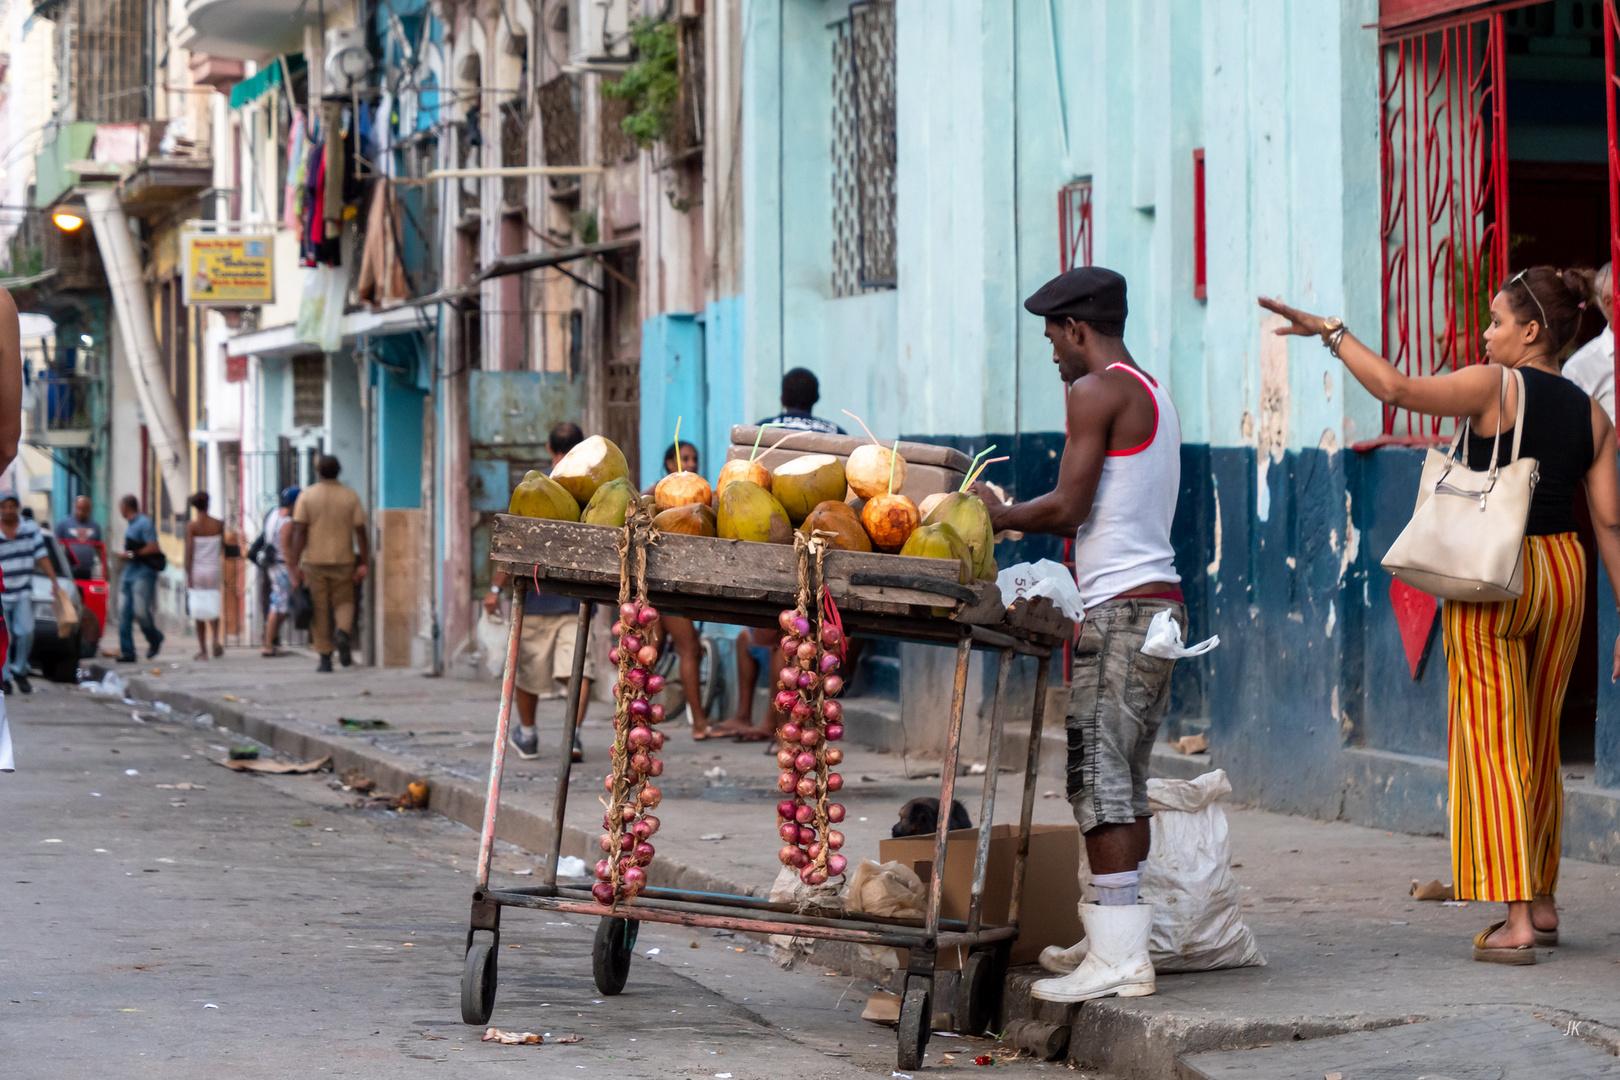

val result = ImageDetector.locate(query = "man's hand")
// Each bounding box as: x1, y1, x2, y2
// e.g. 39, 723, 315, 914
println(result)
482, 590, 500, 617
120, 550, 132, 561
353, 564, 369, 584
968, 481, 1011, 530
290, 566, 304, 587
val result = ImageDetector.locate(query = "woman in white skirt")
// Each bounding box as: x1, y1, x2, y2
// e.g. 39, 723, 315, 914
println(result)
185, 492, 225, 660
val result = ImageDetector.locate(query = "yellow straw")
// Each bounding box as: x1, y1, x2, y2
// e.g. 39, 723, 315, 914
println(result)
887, 439, 900, 495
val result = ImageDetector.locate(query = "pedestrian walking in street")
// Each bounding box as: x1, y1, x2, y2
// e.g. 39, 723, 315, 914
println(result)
483, 422, 592, 762
1562, 263, 1614, 425
253, 487, 297, 657
0, 287, 21, 764
54, 495, 101, 571
185, 492, 225, 661
1260, 267, 1620, 965
975, 266, 1182, 1004
755, 368, 846, 434
116, 495, 165, 663
287, 457, 367, 673
0, 491, 58, 694
643, 440, 717, 739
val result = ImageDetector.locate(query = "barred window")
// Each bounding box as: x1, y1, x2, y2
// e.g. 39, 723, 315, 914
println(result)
831, 0, 896, 297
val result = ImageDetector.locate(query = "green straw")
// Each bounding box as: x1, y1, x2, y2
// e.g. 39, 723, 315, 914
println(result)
959, 445, 998, 492
749, 422, 781, 463
887, 439, 900, 496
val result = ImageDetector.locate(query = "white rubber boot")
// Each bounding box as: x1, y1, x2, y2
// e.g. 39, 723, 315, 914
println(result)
1038, 936, 1087, 974
1029, 903, 1155, 1003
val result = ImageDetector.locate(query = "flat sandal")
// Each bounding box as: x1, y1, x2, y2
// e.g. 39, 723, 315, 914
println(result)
1472, 921, 1536, 965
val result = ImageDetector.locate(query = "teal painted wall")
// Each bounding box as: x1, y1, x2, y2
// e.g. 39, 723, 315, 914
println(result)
375, 367, 425, 509
639, 313, 706, 483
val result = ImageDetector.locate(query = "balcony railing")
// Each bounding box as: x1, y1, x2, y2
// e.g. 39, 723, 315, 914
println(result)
26, 374, 99, 448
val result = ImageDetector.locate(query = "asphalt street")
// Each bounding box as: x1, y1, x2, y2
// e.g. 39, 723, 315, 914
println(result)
0, 681, 1065, 1079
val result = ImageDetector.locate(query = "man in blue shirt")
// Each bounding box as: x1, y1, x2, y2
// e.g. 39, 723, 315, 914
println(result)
54, 495, 102, 570
755, 367, 846, 434
116, 494, 164, 662
0, 491, 57, 694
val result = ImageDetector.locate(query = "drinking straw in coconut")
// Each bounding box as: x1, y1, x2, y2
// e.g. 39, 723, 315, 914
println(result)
963, 456, 1010, 490
959, 446, 998, 493
841, 409, 883, 447
888, 439, 901, 496
672, 417, 683, 473
749, 422, 783, 463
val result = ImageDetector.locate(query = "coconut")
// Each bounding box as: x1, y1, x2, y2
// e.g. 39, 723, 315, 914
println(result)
550, 435, 630, 505
717, 457, 771, 494
860, 492, 920, 553
652, 503, 717, 537
899, 522, 973, 585
717, 480, 794, 544
923, 492, 997, 581
847, 443, 907, 500
799, 500, 873, 552
581, 477, 638, 527
917, 492, 949, 521
771, 454, 847, 525
654, 469, 713, 512
508, 470, 580, 521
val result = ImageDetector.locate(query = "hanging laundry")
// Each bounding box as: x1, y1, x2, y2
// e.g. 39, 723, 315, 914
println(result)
283, 108, 307, 233
356, 178, 408, 308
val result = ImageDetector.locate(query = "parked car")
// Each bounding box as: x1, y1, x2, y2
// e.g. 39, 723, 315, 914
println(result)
29, 534, 97, 683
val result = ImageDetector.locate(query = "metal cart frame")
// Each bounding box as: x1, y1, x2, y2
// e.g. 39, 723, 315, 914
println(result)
461, 517, 1064, 1069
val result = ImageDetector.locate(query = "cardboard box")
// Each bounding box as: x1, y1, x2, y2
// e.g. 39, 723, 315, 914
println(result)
878, 823, 1081, 970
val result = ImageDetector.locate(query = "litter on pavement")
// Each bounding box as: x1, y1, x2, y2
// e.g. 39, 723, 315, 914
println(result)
216, 754, 332, 775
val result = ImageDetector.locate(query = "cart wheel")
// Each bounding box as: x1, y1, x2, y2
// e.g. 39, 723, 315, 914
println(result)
460, 935, 498, 1025
592, 916, 639, 996
958, 950, 1000, 1035
896, 980, 931, 1070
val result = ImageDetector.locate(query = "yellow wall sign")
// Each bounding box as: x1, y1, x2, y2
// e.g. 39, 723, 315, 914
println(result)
181, 233, 274, 306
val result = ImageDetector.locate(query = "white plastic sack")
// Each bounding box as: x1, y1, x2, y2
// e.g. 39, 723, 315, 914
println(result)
997, 560, 1087, 621
1141, 608, 1219, 659
768, 865, 844, 967
0, 694, 12, 772
476, 607, 510, 679
80, 670, 128, 697
1142, 770, 1264, 971
187, 588, 222, 622
842, 860, 927, 969
296, 266, 347, 352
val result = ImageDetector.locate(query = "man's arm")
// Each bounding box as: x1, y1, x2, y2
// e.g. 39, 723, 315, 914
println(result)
286, 522, 308, 582
352, 522, 370, 582
976, 377, 1117, 536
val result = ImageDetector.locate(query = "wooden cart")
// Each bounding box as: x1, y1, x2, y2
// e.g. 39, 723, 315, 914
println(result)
462, 515, 1069, 1069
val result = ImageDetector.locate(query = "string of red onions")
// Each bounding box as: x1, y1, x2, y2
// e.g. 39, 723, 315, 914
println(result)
773, 601, 848, 885
593, 598, 667, 904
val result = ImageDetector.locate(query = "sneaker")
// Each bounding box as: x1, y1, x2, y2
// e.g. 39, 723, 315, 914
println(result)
14, 674, 32, 694
1, 680, 11, 695
146, 632, 164, 660
335, 629, 353, 668
317, 654, 334, 673
511, 724, 540, 760
572, 735, 584, 764
115, 654, 137, 663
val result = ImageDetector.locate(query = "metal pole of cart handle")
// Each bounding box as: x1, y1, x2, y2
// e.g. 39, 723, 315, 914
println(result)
477, 576, 528, 888
544, 600, 595, 888
926, 634, 975, 938
1007, 651, 1054, 927
967, 648, 1014, 934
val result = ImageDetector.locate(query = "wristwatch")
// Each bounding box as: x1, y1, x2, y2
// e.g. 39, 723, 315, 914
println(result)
489, 584, 501, 594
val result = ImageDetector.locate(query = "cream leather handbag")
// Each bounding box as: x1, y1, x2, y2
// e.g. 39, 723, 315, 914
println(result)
1381, 366, 1538, 602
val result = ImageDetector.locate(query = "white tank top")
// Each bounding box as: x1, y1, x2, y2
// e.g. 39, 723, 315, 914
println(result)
1071, 364, 1182, 610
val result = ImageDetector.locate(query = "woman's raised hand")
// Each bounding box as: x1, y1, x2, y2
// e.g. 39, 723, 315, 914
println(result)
1257, 296, 1329, 338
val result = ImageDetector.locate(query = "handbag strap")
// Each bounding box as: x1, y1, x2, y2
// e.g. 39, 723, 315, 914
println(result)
1507, 366, 1527, 466
1447, 365, 1511, 470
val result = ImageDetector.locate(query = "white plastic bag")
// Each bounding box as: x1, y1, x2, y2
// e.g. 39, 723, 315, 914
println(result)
187, 588, 222, 622
1142, 770, 1264, 971
843, 860, 926, 968
296, 266, 347, 352
1141, 608, 1219, 659
997, 560, 1087, 621
0, 694, 12, 772
476, 607, 509, 679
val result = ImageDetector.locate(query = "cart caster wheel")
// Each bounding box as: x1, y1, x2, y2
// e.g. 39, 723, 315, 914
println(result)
958, 950, 1001, 1036
460, 935, 498, 1025
896, 980, 931, 1070
592, 916, 639, 996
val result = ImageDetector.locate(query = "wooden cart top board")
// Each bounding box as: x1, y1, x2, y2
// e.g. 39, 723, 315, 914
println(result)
490, 515, 1070, 651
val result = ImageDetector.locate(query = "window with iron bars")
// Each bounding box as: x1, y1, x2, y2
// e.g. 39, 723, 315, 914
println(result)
831, 0, 897, 297
1058, 178, 1093, 272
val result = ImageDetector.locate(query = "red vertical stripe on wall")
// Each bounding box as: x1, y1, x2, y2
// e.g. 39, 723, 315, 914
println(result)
1193, 149, 1207, 300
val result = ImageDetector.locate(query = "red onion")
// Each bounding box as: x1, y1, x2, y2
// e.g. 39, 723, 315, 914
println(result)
827, 854, 847, 876
649, 703, 666, 723
799, 728, 820, 747
797, 671, 819, 691
820, 625, 843, 647
780, 823, 799, 843
604, 775, 615, 791
826, 772, 843, 792
825, 748, 844, 766
800, 868, 827, 886
638, 645, 660, 667
628, 699, 651, 718
791, 700, 813, 721
611, 620, 625, 636
795, 776, 817, 798
795, 804, 814, 825
777, 799, 797, 820
647, 758, 664, 777
799, 826, 817, 846
779, 845, 799, 866
638, 785, 663, 808
630, 751, 652, 773
633, 819, 653, 840
645, 673, 666, 694
795, 751, 816, 772
807, 842, 823, 860
619, 833, 635, 852
791, 848, 810, 869
778, 772, 796, 793
649, 731, 666, 750
637, 606, 659, 626
596, 859, 612, 880
622, 634, 643, 654
779, 609, 798, 632
827, 829, 845, 850
641, 815, 660, 835
823, 675, 844, 696
633, 841, 655, 863
778, 666, 799, 689
609, 647, 622, 665
603, 811, 614, 830
796, 640, 817, 662
592, 882, 616, 904
825, 722, 845, 741
820, 653, 841, 674
599, 834, 613, 852
623, 866, 647, 889
628, 726, 653, 747
625, 667, 648, 688
620, 601, 640, 622
791, 616, 811, 637
777, 748, 797, 770
827, 803, 845, 823
779, 722, 801, 743
781, 635, 802, 656
774, 690, 801, 713
822, 700, 844, 723
622, 806, 640, 822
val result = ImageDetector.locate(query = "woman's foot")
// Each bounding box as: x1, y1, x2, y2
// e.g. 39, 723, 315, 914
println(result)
1531, 894, 1559, 933
707, 716, 755, 738
213, 642, 224, 658
1481, 922, 1534, 950
193, 650, 209, 661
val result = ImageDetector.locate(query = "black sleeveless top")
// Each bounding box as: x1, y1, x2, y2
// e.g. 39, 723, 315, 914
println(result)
1463, 367, 1594, 536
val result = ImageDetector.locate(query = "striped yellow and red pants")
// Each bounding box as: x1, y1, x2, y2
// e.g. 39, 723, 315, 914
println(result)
1441, 533, 1584, 903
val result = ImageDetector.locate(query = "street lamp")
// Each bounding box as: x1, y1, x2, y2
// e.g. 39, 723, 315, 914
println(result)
52, 211, 84, 232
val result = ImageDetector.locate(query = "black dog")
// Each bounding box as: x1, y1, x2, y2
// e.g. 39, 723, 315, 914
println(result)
892, 797, 974, 838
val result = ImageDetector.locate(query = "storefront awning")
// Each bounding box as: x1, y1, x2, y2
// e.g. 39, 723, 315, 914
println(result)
229, 54, 306, 110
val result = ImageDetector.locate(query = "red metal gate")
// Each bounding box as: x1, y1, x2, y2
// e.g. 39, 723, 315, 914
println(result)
1379, 12, 1509, 437
1605, 1, 1620, 375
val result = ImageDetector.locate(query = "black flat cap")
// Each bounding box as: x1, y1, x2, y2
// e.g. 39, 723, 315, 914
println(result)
1024, 266, 1128, 323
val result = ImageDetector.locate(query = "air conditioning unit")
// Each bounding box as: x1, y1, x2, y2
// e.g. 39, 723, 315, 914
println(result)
570, 0, 634, 66
324, 27, 373, 94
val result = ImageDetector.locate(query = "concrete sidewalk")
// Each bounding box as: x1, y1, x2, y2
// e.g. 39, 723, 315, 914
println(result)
81, 646, 1620, 1079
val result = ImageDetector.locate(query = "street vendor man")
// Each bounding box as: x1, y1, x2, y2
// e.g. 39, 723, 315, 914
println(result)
973, 265, 1183, 1003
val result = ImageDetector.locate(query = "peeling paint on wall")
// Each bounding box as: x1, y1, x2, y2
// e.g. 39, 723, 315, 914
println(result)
1319, 429, 1339, 454
1206, 477, 1222, 580
1324, 371, 1334, 400
1255, 314, 1290, 522
1325, 600, 1336, 639
1339, 491, 1360, 584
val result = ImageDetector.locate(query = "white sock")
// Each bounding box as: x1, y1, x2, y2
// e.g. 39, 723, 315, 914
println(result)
1093, 869, 1141, 907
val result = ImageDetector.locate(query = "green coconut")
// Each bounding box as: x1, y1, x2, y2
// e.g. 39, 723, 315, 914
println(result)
549, 435, 629, 506
899, 522, 973, 586
923, 491, 997, 581
508, 470, 580, 521
770, 454, 848, 526
717, 480, 794, 544
581, 477, 638, 527
652, 503, 718, 537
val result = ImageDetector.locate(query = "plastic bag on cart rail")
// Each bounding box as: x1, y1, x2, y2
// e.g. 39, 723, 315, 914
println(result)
996, 560, 1086, 621
842, 859, 926, 969
1072, 769, 1264, 972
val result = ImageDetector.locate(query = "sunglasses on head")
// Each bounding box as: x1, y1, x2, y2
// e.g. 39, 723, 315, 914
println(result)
1508, 269, 1549, 332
